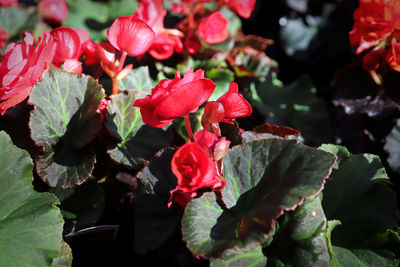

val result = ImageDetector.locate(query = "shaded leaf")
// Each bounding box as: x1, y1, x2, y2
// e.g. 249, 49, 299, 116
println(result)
333, 96, 400, 118
206, 68, 234, 101
265, 195, 331, 266
182, 139, 336, 258
249, 73, 331, 143
119, 66, 153, 92
106, 90, 173, 168
134, 148, 178, 253
29, 67, 105, 187
0, 131, 64, 266
210, 246, 267, 267
0, 6, 37, 38
331, 246, 398, 267
384, 119, 400, 173
320, 144, 398, 247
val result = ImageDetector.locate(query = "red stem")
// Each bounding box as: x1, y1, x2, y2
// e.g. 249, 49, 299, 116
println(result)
112, 79, 119, 95
184, 114, 195, 142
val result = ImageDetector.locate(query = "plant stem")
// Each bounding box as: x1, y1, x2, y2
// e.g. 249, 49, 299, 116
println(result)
112, 51, 128, 95
118, 51, 128, 72
112, 79, 119, 95
184, 114, 195, 142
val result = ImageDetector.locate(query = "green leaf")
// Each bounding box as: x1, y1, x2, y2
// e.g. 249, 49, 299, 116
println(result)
106, 90, 173, 168
0, 131, 64, 266
119, 66, 154, 92
107, 0, 139, 20
210, 246, 267, 267
62, 0, 109, 42
249, 73, 331, 143
265, 195, 331, 266
0, 6, 38, 38
319, 144, 398, 247
331, 246, 398, 267
51, 241, 73, 267
182, 139, 336, 258
384, 119, 400, 173
134, 147, 178, 253
29, 67, 105, 188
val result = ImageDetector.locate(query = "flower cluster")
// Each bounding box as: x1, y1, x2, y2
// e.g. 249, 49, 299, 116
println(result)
350, 0, 400, 72
133, 68, 252, 206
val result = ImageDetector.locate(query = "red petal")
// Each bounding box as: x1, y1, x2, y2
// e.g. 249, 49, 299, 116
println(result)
197, 12, 229, 44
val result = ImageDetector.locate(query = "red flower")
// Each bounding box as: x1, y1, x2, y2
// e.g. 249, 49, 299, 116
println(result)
107, 15, 155, 57
227, 0, 256, 19
184, 34, 201, 55
386, 38, 400, 71
349, 0, 400, 54
134, 0, 183, 60
171, 142, 222, 192
202, 82, 252, 125
0, 28, 9, 49
0, 0, 17, 7
51, 26, 81, 66
197, 11, 229, 44
0, 32, 56, 115
38, 0, 69, 23
133, 68, 216, 128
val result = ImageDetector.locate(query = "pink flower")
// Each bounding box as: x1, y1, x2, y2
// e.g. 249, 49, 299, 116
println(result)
107, 15, 155, 57
38, 0, 69, 23
197, 11, 229, 44
51, 26, 81, 66
0, 32, 56, 115
133, 68, 216, 128
227, 0, 256, 19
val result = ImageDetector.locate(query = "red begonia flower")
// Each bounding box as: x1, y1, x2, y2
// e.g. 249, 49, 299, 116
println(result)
107, 15, 155, 57
0, 32, 56, 115
363, 47, 385, 70
134, 0, 183, 60
194, 129, 218, 155
0, 28, 9, 49
38, 0, 69, 23
197, 11, 229, 44
202, 82, 252, 125
184, 34, 201, 54
0, 0, 17, 7
171, 142, 221, 192
51, 26, 81, 66
349, 0, 400, 54
62, 58, 82, 73
227, 0, 256, 19
133, 68, 216, 128
386, 38, 400, 71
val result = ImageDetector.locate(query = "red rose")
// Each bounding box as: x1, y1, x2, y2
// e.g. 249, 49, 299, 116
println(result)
171, 142, 221, 192
38, 0, 69, 23
107, 15, 155, 57
198, 11, 229, 44
0, 32, 56, 115
133, 68, 216, 128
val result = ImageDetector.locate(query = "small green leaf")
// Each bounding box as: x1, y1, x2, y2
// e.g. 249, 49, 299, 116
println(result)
0, 131, 64, 266
134, 147, 178, 253
0, 6, 38, 38
29, 67, 105, 187
119, 66, 154, 92
249, 73, 331, 143
265, 195, 331, 266
210, 246, 267, 267
107, 0, 139, 20
106, 90, 173, 168
320, 144, 398, 247
182, 139, 336, 258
